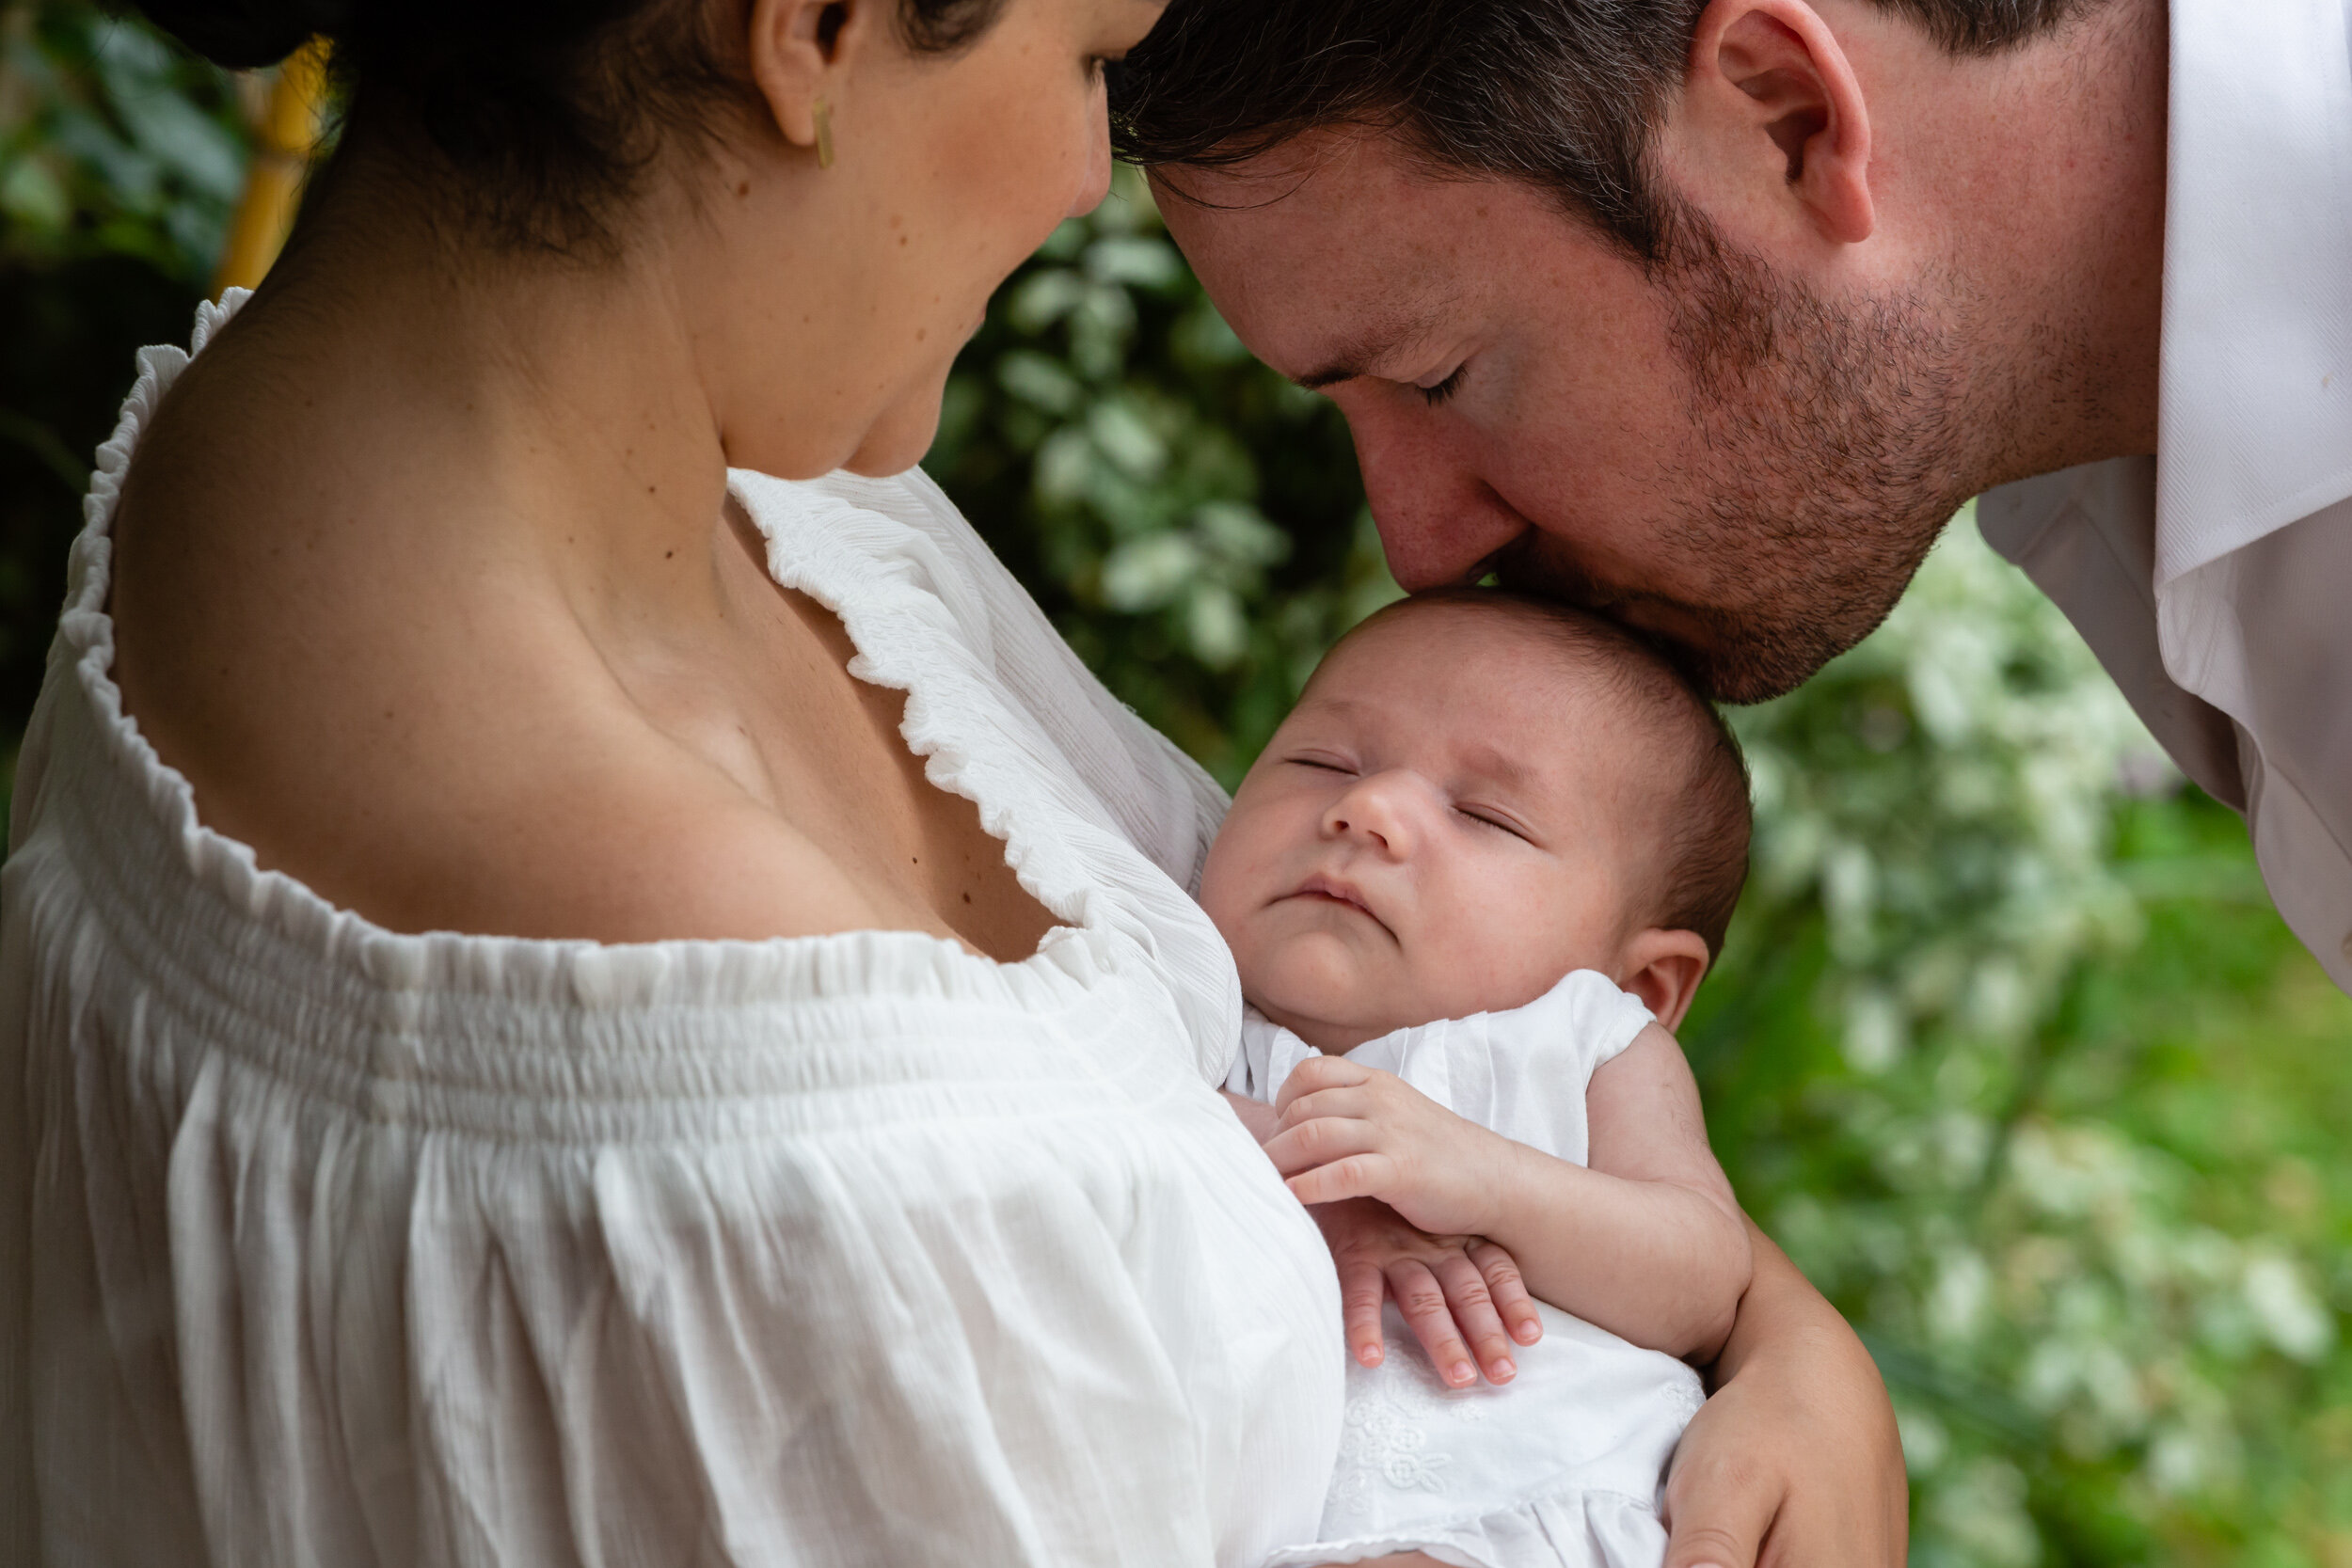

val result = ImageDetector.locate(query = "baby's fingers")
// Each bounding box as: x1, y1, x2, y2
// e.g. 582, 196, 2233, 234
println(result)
1433, 1249, 1517, 1385
1286, 1152, 1394, 1207
1470, 1239, 1543, 1347
1262, 1115, 1380, 1180
1338, 1258, 1390, 1369
1272, 1053, 1373, 1116
1275, 1085, 1375, 1130
1386, 1259, 1481, 1389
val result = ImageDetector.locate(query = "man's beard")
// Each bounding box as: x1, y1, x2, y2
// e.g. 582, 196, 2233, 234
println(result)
1508, 205, 1992, 705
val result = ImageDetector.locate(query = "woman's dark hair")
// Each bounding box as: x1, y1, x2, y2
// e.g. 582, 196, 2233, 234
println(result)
1112, 0, 2115, 262
128, 0, 1009, 253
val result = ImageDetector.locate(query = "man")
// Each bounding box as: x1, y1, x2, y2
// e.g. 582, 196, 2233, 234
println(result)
1113, 0, 2349, 1563
1115, 0, 2350, 997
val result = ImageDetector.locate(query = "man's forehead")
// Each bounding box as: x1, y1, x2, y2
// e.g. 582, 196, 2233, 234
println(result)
1158, 142, 1473, 268
1157, 170, 1467, 374
1152, 134, 1568, 379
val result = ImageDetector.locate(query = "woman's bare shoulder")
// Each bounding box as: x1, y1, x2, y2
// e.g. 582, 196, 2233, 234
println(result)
108, 531, 925, 948
102, 327, 988, 952
155, 652, 919, 946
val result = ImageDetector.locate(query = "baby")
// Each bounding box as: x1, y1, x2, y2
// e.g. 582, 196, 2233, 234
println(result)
1200, 588, 1756, 1568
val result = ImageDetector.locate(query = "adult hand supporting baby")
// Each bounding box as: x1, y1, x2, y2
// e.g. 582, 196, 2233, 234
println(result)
1660, 1219, 1908, 1568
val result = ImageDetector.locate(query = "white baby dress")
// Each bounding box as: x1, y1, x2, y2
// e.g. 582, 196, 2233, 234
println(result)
1225, 971, 1708, 1568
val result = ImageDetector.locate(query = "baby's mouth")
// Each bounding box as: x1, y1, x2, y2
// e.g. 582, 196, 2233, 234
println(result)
1287, 874, 1381, 924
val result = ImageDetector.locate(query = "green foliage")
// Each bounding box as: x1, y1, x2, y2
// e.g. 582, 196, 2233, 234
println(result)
1, 1, 245, 809
1, 1, 246, 280
1688, 531, 2352, 1565
5, 11, 2349, 1560
927, 166, 1400, 787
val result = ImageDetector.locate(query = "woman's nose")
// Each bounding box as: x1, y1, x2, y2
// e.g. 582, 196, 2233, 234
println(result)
1321, 771, 1423, 856
1066, 78, 1114, 218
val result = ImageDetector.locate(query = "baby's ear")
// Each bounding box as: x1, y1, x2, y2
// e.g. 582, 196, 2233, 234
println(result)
1615, 928, 1712, 1034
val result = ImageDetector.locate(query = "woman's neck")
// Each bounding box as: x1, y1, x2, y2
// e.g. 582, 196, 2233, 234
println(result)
233, 142, 749, 642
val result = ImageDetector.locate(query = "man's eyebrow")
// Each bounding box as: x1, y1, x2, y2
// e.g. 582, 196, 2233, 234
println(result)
1292, 362, 1363, 391
1287, 306, 1450, 391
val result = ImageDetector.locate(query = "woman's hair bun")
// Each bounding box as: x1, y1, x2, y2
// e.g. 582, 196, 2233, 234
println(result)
128, 0, 347, 71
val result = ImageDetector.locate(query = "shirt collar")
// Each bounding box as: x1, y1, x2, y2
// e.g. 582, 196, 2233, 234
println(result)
2153, 0, 2352, 587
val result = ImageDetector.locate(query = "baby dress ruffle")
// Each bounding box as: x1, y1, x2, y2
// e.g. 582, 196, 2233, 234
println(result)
1264, 1487, 1672, 1568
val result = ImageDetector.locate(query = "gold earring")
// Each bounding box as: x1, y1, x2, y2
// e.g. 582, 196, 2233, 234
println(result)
814, 96, 835, 170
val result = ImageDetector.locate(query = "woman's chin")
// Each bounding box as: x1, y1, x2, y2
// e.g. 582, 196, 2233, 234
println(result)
841, 421, 935, 479
842, 377, 952, 478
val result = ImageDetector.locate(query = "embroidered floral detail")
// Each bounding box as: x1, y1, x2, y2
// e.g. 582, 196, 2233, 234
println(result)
1327, 1347, 1491, 1509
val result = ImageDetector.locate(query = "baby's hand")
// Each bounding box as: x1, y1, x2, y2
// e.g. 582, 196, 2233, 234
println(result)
1264, 1054, 1518, 1239
1311, 1198, 1540, 1386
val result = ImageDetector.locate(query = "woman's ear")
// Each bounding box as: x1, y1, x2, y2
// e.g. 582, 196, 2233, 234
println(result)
1614, 927, 1713, 1034
747, 0, 874, 156
1669, 0, 1876, 245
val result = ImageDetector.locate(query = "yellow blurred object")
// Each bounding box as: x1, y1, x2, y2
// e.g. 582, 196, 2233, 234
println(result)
211, 39, 329, 298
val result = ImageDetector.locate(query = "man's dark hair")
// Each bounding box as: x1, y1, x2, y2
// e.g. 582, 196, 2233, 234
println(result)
1114, 1, 2109, 261
1340, 588, 1754, 962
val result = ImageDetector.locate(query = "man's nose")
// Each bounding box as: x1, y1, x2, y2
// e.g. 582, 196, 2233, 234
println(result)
1343, 397, 1528, 591
1321, 770, 1426, 856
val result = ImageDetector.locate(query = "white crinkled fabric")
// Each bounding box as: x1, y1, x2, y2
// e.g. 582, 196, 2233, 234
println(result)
1228, 973, 1708, 1568
0, 293, 1343, 1566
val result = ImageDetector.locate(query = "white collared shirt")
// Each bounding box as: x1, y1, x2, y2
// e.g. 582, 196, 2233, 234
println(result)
1978, 0, 2352, 993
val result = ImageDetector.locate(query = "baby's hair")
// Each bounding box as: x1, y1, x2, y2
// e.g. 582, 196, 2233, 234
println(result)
1336, 588, 1755, 961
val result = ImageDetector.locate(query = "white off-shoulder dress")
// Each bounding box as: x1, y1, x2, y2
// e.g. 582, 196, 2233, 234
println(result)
1227, 973, 1708, 1568
0, 294, 1343, 1566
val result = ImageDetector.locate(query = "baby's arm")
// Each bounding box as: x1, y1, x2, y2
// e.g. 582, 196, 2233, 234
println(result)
1266, 1023, 1753, 1362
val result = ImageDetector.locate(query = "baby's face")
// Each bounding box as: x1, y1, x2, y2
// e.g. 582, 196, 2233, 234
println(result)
1201, 605, 1655, 1052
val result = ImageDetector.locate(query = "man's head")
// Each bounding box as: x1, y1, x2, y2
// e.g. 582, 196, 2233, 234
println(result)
1115, 0, 2162, 700
1199, 589, 1751, 1053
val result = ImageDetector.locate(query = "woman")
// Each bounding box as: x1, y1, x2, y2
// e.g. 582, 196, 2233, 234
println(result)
0, 0, 1903, 1561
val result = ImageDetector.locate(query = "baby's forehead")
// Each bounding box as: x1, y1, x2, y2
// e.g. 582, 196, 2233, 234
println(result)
1315, 598, 1637, 704
1300, 602, 1663, 762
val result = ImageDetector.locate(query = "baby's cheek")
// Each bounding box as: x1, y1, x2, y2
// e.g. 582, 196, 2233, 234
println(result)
1195, 841, 1251, 950
1416, 878, 1583, 1013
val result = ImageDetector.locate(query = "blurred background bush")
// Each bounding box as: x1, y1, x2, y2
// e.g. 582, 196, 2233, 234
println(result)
4, 7, 2347, 1560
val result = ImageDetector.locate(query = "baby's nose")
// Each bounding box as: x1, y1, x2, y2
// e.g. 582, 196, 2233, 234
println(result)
1322, 770, 1426, 854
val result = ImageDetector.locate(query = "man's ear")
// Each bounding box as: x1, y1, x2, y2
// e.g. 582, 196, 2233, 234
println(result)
747, 0, 873, 157
1671, 0, 1875, 245
1614, 927, 1713, 1034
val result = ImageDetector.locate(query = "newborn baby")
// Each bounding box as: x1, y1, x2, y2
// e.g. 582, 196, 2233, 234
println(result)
1200, 588, 1756, 1568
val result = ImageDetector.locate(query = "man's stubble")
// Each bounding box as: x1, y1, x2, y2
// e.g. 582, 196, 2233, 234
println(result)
1502, 202, 2042, 705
